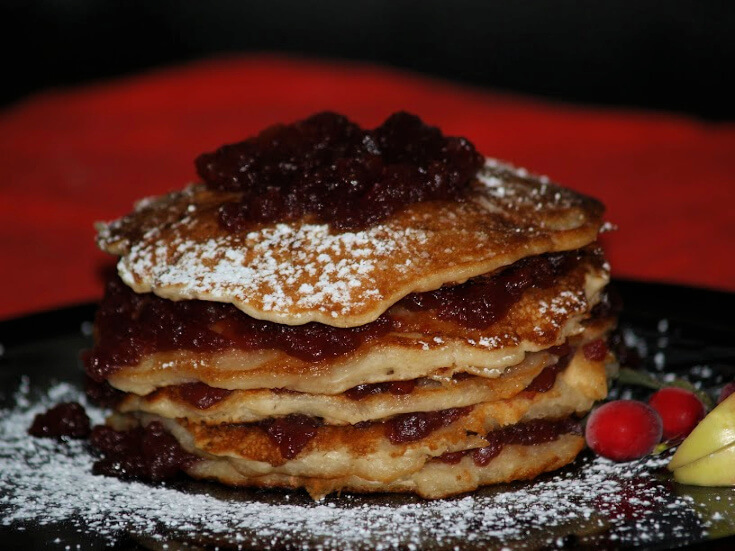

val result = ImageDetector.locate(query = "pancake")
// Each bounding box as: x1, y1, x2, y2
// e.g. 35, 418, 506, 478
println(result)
116, 349, 556, 425
85, 111, 617, 499
186, 433, 585, 500
107, 349, 606, 490
116, 318, 615, 425
93, 247, 609, 395
97, 159, 604, 327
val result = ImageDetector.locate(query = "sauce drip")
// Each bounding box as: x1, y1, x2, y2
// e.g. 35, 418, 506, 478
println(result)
28, 402, 91, 439
90, 422, 199, 482
195, 111, 484, 232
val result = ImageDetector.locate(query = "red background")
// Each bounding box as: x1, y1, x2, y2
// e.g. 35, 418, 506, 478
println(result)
1, 56, 733, 320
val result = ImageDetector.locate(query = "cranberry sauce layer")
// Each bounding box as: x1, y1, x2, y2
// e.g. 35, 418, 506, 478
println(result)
436, 417, 582, 467
385, 407, 472, 444
85, 248, 596, 381
399, 248, 594, 329
258, 407, 472, 459
582, 338, 608, 362
166, 383, 234, 410
195, 111, 484, 232
84, 276, 393, 381
344, 380, 417, 401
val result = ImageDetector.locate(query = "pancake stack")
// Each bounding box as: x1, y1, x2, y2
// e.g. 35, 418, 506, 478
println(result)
85, 112, 616, 499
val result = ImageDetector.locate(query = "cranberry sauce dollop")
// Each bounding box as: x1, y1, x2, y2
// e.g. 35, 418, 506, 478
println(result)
436, 417, 582, 467
84, 276, 393, 381
28, 402, 91, 439
399, 250, 586, 329
195, 111, 485, 232
90, 422, 199, 482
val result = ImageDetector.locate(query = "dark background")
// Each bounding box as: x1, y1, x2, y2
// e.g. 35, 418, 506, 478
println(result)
2, 1, 734, 119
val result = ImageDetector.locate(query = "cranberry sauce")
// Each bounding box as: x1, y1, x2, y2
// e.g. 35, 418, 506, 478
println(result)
90, 422, 199, 482
241, 405, 474, 460
28, 402, 91, 439
195, 111, 484, 232
84, 276, 393, 381
260, 414, 321, 460
171, 383, 233, 410
85, 376, 124, 407
86, 248, 593, 380
582, 338, 608, 362
436, 417, 581, 466
344, 380, 417, 401
399, 250, 587, 329
523, 344, 574, 394
385, 407, 472, 444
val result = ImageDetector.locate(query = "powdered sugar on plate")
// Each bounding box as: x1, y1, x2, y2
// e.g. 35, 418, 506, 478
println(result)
2, 382, 732, 550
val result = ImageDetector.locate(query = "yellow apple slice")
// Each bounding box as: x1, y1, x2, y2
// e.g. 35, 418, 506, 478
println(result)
668, 393, 735, 471
673, 440, 735, 486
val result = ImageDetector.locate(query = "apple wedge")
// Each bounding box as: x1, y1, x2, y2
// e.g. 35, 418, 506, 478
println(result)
668, 393, 735, 471
672, 440, 735, 486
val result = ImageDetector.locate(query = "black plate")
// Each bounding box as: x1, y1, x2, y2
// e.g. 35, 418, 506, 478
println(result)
1, 279, 734, 550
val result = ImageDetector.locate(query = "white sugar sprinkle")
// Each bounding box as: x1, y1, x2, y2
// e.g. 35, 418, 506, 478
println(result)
2, 383, 726, 550
119, 222, 430, 319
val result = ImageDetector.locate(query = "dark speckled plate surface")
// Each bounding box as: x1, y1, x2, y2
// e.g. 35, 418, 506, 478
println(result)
0, 279, 734, 551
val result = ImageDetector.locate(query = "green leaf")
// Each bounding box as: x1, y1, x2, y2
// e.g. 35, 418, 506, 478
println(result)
616, 368, 663, 390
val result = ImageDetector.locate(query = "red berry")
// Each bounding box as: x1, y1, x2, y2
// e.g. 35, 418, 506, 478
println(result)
585, 400, 663, 461
719, 382, 735, 404
648, 387, 706, 442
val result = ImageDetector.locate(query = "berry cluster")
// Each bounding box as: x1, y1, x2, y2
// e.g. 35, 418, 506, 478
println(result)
585, 387, 708, 461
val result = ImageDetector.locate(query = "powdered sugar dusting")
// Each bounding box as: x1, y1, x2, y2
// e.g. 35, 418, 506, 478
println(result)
119, 221, 430, 324
477, 159, 590, 223
3, 383, 730, 550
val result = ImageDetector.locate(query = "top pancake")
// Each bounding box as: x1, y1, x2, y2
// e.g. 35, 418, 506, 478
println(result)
97, 159, 604, 327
